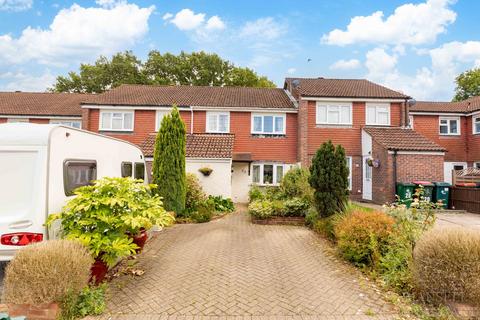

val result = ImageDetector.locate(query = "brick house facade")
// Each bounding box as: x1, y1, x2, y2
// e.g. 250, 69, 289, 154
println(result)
410, 97, 480, 183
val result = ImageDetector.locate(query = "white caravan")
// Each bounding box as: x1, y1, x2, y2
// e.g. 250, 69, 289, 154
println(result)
0, 123, 147, 261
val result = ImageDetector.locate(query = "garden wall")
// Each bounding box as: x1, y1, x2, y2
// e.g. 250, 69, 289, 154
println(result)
186, 159, 232, 198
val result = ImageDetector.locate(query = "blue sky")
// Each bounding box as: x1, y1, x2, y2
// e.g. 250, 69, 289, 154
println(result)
0, 0, 479, 100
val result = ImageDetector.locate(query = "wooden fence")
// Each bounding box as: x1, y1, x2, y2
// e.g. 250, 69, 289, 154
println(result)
451, 187, 480, 213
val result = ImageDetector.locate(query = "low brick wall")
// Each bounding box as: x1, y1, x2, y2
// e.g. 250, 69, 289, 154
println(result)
252, 216, 305, 226
0, 303, 60, 320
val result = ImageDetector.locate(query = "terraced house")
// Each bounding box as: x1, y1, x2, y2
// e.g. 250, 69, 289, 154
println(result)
0, 77, 450, 204
410, 96, 480, 183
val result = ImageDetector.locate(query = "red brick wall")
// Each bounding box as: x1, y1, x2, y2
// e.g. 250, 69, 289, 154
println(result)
371, 140, 395, 204
412, 114, 468, 162
466, 115, 480, 163
0, 118, 6, 123
86, 108, 297, 163
396, 153, 444, 183
29, 118, 50, 124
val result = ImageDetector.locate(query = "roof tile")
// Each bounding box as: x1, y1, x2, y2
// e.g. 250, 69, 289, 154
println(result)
140, 133, 235, 158
411, 96, 480, 113
83, 84, 296, 109
363, 127, 445, 152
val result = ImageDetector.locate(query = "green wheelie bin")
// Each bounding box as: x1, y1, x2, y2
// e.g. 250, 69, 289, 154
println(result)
432, 182, 451, 209
396, 182, 416, 207
412, 181, 434, 202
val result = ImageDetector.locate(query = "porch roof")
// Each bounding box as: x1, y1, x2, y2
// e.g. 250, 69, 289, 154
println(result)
140, 133, 235, 159
363, 127, 445, 152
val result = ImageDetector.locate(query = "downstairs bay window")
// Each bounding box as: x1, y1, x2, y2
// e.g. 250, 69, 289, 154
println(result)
252, 163, 285, 185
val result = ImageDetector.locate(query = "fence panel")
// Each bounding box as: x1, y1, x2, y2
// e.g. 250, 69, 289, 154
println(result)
451, 187, 480, 213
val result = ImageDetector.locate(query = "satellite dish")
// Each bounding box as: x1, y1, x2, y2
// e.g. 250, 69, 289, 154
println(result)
407, 99, 416, 106
292, 79, 300, 88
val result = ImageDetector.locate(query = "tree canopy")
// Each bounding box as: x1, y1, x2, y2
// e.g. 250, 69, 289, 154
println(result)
453, 68, 480, 101
51, 51, 276, 93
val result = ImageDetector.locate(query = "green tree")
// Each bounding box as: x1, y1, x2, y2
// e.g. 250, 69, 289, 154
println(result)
309, 141, 349, 218
52, 51, 147, 93
152, 106, 186, 214
453, 68, 480, 101
52, 50, 276, 93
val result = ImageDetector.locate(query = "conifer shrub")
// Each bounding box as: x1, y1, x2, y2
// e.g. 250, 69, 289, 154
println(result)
152, 106, 186, 214
334, 210, 395, 268
309, 141, 349, 218
412, 228, 480, 306
2, 240, 93, 304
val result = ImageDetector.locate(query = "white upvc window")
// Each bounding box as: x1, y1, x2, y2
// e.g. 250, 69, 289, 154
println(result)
50, 120, 81, 129
251, 113, 286, 135
7, 118, 28, 123
252, 163, 285, 185
366, 103, 390, 126
155, 110, 170, 131
409, 115, 414, 129
206, 112, 230, 133
439, 117, 460, 135
473, 116, 480, 134
346, 156, 352, 191
474, 162, 480, 169
316, 102, 352, 125
99, 110, 134, 131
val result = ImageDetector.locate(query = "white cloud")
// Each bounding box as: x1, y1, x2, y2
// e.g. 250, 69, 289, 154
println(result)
287, 67, 296, 74
0, 2, 154, 65
0, 0, 32, 11
330, 58, 360, 70
322, 0, 456, 46
206, 16, 225, 30
169, 9, 205, 31
363, 42, 480, 100
0, 70, 56, 92
162, 12, 173, 20
240, 17, 287, 41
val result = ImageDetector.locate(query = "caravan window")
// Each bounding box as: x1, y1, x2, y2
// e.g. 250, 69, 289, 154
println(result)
63, 160, 97, 196
134, 162, 145, 180
121, 162, 133, 178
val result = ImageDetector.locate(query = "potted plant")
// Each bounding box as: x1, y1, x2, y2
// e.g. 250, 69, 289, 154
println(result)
198, 167, 213, 176
47, 177, 174, 283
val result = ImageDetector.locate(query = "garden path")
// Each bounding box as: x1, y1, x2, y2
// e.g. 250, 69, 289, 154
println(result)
95, 207, 398, 320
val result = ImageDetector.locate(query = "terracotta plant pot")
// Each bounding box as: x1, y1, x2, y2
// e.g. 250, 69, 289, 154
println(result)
132, 228, 148, 253
90, 258, 108, 285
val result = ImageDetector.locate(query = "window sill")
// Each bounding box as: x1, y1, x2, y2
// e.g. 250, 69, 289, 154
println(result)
439, 134, 461, 137
365, 123, 391, 127
251, 134, 286, 138
99, 130, 134, 134
315, 124, 353, 129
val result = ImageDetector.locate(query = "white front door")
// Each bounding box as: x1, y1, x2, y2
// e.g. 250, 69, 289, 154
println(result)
362, 156, 372, 200
443, 162, 467, 184
231, 162, 250, 203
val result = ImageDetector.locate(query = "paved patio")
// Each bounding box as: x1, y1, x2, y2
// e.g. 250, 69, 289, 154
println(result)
98, 208, 398, 320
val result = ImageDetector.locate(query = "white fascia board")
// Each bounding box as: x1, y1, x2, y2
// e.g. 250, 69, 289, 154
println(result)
387, 150, 445, 155
81, 105, 190, 110
409, 111, 466, 116
301, 97, 406, 103
191, 106, 297, 113
0, 115, 81, 119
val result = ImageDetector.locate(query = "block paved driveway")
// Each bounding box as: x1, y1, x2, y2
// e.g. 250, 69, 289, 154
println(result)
99, 208, 398, 320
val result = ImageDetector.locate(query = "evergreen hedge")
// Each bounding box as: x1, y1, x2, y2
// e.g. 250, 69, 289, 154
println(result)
309, 140, 349, 217
152, 106, 186, 214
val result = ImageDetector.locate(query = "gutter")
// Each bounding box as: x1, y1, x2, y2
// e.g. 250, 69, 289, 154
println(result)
190, 106, 193, 134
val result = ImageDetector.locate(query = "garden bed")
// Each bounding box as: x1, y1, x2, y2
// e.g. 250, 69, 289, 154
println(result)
251, 216, 305, 225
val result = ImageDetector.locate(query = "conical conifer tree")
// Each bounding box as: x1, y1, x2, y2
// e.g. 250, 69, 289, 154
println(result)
152, 106, 186, 214
309, 140, 349, 217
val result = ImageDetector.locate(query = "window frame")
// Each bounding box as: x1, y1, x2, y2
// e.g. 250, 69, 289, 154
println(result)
134, 162, 145, 180
251, 113, 286, 135
7, 118, 29, 123
473, 116, 480, 135
121, 162, 133, 178
63, 159, 97, 196
366, 103, 391, 126
439, 116, 460, 136
99, 110, 134, 132
315, 102, 352, 125
155, 110, 170, 132
409, 115, 414, 129
206, 111, 230, 133
50, 119, 82, 129
251, 163, 285, 186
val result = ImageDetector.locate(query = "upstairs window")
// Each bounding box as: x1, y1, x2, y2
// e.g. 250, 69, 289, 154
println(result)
252, 163, 285, 185
100, 111, 134, 131
252, 114, 286, 135
155, 110, 170, 131
439, 117, 460, 135
207, 112, 230, 133
316, 103, 352, 125
50, 120, 81, 129
473, 116, 480, 134
366, 103, 390, 126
